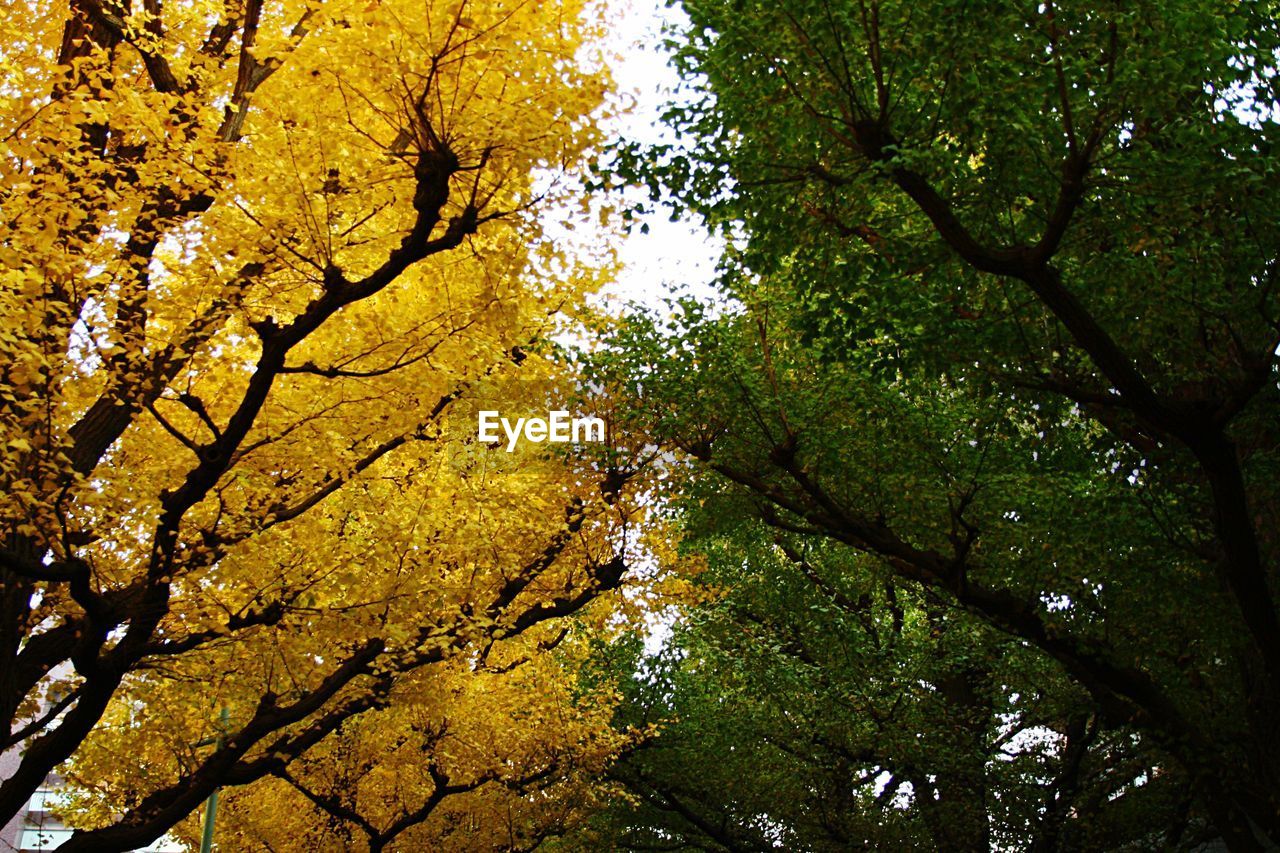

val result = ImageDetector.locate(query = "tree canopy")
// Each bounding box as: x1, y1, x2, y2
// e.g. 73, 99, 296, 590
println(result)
0, 0, 672, 847
5, 0, 1280, 849
583, 0, 1280, 849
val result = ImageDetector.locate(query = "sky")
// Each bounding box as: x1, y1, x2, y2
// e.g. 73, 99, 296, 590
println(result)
592, 0, 722, 310
534, 2, 727, 657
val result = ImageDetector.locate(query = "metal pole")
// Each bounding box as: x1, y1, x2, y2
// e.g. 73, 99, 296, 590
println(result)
198, 707, 228, 853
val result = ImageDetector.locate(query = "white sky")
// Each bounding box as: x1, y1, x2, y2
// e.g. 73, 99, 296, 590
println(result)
593, 0, 722, 311
583, 3, 725, 655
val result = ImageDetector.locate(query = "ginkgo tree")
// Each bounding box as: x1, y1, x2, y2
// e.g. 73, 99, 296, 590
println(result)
587, 0, 1280, 847
194, 635, 638, 851
0, 0, 651, 846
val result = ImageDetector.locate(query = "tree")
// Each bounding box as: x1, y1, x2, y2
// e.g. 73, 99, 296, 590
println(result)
0, 0, 648, 846
592, 0, 1280, 847
70, 620, 641, 851
580, 489, 1195, 850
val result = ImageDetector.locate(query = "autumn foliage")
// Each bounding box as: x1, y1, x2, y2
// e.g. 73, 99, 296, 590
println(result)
0, 0, 654, 847
11, 0, 1280, 847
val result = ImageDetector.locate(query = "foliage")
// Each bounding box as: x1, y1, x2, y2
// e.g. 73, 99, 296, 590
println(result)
0, 0, 659, 847
586, 0, 1280, 848
144, 638, 634, 852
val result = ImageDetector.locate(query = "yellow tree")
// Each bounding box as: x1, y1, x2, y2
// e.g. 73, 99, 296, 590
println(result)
201, 637, 638, 851
0, 0, 644, 846
60, 430, 656, 849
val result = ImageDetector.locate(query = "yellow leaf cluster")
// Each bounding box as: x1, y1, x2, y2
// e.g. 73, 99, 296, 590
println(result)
0, 0, 678, 844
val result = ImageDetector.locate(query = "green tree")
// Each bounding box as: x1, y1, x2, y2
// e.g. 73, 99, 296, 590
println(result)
591, 0, 1280, 847
581, 483, 1197, 849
